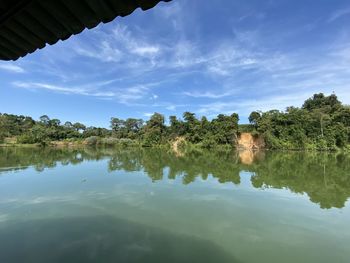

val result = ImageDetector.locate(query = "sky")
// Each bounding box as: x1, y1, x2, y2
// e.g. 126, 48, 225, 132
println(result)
1, 0, 350, 127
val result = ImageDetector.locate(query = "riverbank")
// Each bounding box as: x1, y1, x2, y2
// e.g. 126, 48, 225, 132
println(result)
2, 137, 350, 155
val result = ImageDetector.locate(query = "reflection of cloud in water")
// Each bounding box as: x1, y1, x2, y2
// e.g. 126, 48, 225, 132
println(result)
0, 215, 238, 263
0, 214, 9, 223
0, 196, 78, 205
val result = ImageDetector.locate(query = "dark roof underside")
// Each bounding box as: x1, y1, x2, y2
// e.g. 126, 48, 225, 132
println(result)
0, 0, 169, 61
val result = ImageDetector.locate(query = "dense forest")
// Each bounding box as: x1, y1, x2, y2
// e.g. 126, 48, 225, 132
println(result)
0, 111, 239, 148
0, 93, 349, 150
249, 93, 350, 150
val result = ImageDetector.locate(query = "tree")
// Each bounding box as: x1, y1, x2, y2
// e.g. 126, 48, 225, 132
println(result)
248, 111, 261, 128
39, 115, 50, 125
64, 121, 73, 129
211, 113, 239, 144
250, 93, 349, 150
49, 119, 61, 127
125, 118, 143, 133
73, 122, 86, 132
142, 113, 166, 146
169, 115, 186, 138
182, 112, 201, 142
302, 93, 341, 113
110, 117, 125, 137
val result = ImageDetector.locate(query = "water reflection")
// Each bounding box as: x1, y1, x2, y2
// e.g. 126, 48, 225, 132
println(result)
0, 215, 236, 263
1, 147, 350, 209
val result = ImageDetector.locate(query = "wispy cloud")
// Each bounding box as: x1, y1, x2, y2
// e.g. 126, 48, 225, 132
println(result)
74, 40, 123, 62
166, 105, 176, 111
71, 24, 162, 65
196, 92, 315, 119
196, 83, 350, 121
328, 7, 350, 23
12, 81, 108, 96
0, 63, 25, 73
12, 81, 153, 105
143, 112, 154, 117
182, 90, 237, 99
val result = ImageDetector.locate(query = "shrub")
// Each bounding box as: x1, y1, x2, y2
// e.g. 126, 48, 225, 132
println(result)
101, 137, 120, 146
305, 142, 317, 151
344, 144, 350, 153
316, 138, 328, 151
200, 137, 217, 149
85, 136, 100, 146
118, 138, 138, 147
17, 133, 36, 144
100, 137, 138, 147
263, 132, 282, 149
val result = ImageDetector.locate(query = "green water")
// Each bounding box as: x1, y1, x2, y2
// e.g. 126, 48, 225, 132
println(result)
0, 147, 349, 263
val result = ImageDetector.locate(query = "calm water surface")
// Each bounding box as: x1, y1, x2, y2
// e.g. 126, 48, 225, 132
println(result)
0, 147, 349, 263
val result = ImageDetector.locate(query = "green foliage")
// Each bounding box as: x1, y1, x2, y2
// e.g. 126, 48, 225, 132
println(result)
238, 124, 255, 133
84, 136, 100, 146
252, 93, 350, 150
165, 112, 239, 147
211, 113, 239, 144
0, 111, 239, 148
83, 127, 111, 138
17, 133, 36, 144
99, 137, 139, 147
302, 93, 341, 112
142, 113, 166, 146
248, 111, 261, 127
1, 92, 348, 151
200, 136, 217, 149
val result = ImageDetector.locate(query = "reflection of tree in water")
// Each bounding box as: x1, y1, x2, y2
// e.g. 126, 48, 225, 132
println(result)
248, 152, 350, 209
0, 147, 111, 173
0, 147, 80, 173
107, 148, 242, 185
1, 147, 350, 209
140, 149, 241, 185
108, 148, 143, 172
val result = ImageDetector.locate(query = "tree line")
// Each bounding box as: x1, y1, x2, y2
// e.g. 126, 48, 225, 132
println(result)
110, 112, 239, 147
1, 93, 349, 150
248, 93, 350, 150
0, 111, 239, 148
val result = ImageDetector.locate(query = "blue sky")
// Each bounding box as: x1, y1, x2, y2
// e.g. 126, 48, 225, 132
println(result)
1, 0, 350, 127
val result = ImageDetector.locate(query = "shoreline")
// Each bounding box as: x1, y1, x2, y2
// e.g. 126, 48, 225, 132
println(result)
1, 141, 349, 153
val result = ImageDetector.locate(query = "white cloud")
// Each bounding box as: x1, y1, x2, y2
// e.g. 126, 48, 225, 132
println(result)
13, 81, 101, 96
196, 87, 350, 121
166, 105, 176, 111
170, 41, 205, 68
0, 63, 25, 73
12, 81, 153, 105
69, 24, 161, 68
73, 40, 123, 62
132, 45, 160, 56
182, 90, 236, 99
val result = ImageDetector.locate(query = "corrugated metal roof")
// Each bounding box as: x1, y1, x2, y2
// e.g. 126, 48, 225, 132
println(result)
0, 0, 170, 61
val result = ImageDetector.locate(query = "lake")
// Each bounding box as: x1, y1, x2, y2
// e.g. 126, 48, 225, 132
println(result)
0, 147, 349, 263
